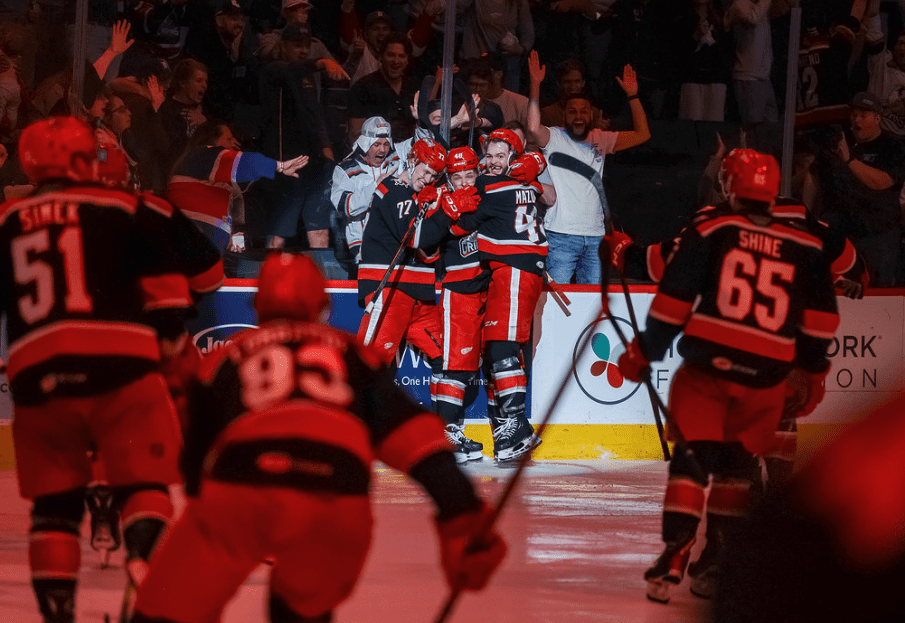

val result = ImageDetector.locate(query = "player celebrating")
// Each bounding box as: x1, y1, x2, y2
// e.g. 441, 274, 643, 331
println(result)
0, 117, 194, 623
615, 149, 840, 603
451, 129, 549, 464
130, 253, 507, 623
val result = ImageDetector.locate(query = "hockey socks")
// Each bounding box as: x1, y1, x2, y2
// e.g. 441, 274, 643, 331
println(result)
30, 490, 85, 623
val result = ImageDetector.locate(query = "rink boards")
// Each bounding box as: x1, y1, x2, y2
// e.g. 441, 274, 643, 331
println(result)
0, 283, 902, 467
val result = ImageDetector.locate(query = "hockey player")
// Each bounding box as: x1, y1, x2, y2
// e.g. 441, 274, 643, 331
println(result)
451, 128, 549, 464
331, 116, 402, 266
431, 146, 488, 463
615, 149, 839, 603
0, 117, 195, 623
130, 253, 507, 623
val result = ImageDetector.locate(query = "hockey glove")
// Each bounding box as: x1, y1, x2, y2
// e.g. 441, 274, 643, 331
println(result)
508, 151, 547, 185
617, 340, 650, 384
784, 367, 829, 419
440, 186, 481, 221
417, 183, 440, 208
603, 232, 635, 272
437, 502, 507, 591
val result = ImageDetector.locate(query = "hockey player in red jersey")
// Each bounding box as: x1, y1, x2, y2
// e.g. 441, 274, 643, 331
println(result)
129, 253, 507, 623
615, 149, 840, 603
431, 146, 488, 463
0, 117, 195, 623
450, 129, 549, 464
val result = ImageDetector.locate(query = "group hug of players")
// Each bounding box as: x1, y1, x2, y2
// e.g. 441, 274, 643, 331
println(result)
0, 112, 851, 623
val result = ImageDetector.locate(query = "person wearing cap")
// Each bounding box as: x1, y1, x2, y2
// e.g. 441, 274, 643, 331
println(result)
340, 7, 393, 85
182, 0, 260, 125
330, 116, 402, 273
807, 90, 905, 287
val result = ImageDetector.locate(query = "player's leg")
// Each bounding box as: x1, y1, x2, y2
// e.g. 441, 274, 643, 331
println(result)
12, 400, 94, 623
357, 287, 416, 365
268, 494, 372, 623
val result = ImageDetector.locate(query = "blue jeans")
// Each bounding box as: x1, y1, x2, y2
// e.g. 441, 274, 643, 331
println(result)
545, 231, 603, 285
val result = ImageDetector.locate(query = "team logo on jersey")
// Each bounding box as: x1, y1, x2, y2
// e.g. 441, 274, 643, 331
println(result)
193, 324, 258, 355
571, 317, 642, 405
459, 233, 479, 257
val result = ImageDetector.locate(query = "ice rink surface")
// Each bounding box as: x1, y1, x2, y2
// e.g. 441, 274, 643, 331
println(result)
0, 460, 714, 623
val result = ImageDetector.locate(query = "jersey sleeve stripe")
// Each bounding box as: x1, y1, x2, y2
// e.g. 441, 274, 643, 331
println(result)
139, 274, 193, 311
188, 261, 225, 294
684, 315, 796, 361
801, 309, 840, 339
375, 412, 452, 474
648, 292, 693, 326
646, 244, 666, 283
7, 321, 160, 379
830, 240, 857, 276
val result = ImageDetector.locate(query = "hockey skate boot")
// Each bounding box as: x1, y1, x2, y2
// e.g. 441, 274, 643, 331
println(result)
644, 537, 696, 604
86, 485, 121, 568
492, 416, 541, 464
445, 423, 484, 463
688, 539, 723, 599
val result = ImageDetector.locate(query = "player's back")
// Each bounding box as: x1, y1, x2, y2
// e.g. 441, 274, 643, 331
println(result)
184, 319, 432, 495
0, 184, 192, 403
659, 205, 838, 387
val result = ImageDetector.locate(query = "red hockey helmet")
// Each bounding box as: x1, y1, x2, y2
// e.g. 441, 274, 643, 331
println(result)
446, 147, 480, 173
720, 149, 780, 203
254, 253, 329, 323
410, 138, 447, 173
18, 116, 98, 183
484, 128, 524, 157
94, 140, 131, 189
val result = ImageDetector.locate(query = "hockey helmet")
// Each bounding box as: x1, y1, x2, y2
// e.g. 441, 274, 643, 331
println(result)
446, 147, 479, 173
254, 252, 329, 323
94, 140, 131, 189
409, 138, 446, 173
483, 128, 524, 158
720, 149, 780, 204
19, 116, 98, 184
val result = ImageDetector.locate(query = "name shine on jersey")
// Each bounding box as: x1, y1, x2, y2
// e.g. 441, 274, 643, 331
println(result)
640, 204, 839, 388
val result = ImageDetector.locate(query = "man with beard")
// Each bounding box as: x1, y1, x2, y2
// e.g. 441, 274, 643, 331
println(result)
527, 50, 650, 284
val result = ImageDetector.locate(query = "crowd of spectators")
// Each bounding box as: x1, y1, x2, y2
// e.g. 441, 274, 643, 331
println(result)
1, 0, 905, 286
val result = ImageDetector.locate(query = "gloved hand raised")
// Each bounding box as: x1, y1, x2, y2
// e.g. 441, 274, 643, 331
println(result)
440, 186, 481, 221
508, 151, 547, 185
602, 232, 635, 271
436, 502, 507, 591
617, 339, 650, 384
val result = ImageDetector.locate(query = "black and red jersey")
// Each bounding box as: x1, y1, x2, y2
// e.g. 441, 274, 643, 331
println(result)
141, 191, 224, 296
639, 204, 839, 388
0, 183, 194, 404
358, 176, 448, 307
182, 320, 473, 513
453, 175, 547, 276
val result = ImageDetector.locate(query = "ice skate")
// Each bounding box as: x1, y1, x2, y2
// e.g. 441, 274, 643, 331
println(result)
644, 537, 696, 604
492, 416, 541, 464
688, 541, 722, 599
86, 485, 121, 568
444, 423, 484, 463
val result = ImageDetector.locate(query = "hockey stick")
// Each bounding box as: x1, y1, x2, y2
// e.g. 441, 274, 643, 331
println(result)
598, 239, 705, 483
433, 304, 606, 623
543, 271, 571, 317
362, 203, 430, 346
614, 267, 670, 461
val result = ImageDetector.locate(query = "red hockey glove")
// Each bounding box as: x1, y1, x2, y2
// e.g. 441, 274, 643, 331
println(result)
603, 232, 634, 271
440, 186, 481, 221
417, 183, 440, 208
508, 152, 547, 185
784, 367, 829, 419
617, 340, 649, 384
437, 502, 507, 591
159, 333, 201, 430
